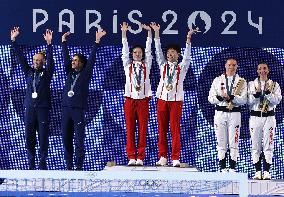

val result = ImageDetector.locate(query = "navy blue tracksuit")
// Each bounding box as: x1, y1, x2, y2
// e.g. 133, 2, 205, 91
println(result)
61, 41, 98, 170
12, 41, 54, 170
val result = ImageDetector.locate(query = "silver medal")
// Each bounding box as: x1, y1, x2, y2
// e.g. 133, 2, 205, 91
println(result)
68, 91, 74, 97
32, 92, 38, 98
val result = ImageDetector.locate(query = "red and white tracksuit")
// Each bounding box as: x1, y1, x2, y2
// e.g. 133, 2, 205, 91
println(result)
248, 78, 282, 164
208, 74, 247, 162
154, 38, 191, 160
122, 37, 152, 160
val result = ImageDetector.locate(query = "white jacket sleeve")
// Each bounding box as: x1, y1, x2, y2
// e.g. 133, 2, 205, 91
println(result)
247, 81, 259, 106
179, 43, 191, 72
208, 77, 222, 105
266, 82, 282, 105
154, 38, 166, 68
121, 38, 131, 67
144, 37, 153, 68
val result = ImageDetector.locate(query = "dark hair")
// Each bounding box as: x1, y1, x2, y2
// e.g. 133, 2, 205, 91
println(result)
166, 44, 181, 54
258, 61, 269, 67
131, 45, 145, 60
74, 54, 87, 67
225, 57, 238, 63
257, 62, 270, 73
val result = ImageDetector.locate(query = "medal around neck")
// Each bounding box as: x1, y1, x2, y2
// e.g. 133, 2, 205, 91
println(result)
166, 84, 173, 91
32, 92, 38, 98
135, 85, 141, 92
68, 90, 75, 97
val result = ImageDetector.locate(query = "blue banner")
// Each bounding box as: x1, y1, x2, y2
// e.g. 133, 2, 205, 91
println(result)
1, 0, 284, 46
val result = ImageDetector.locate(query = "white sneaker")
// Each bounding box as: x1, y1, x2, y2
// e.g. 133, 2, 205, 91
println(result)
253, 171, 262, 180
263, 171, 271, 180
228, 168, 236, 173
221, 168, 229, 173
136, 159, 143, 166
128, 159, 136, 166
172, 160, 181, 167
156, 157, 167, 166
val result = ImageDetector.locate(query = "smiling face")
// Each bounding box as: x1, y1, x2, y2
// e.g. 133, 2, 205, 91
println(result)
32, 53, 45, 70
132, 47, 143, 61
166, 48, 180, 63
225, 59, 238, 76
72, 55, 84, 70
257, 63, 269, 80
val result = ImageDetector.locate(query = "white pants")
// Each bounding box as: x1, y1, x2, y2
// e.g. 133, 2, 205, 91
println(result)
249, 116, 276, 164
214, 111, 241, 161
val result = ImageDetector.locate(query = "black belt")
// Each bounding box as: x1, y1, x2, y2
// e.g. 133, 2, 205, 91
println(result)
215, 105, 241, 112
250, 110, 275, 117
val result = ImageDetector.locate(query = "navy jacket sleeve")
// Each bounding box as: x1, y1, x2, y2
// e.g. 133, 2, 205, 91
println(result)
62, 41, 72, 75
82, 43, 99, 80
46, 44, 55, 77
11, 41, 30, 76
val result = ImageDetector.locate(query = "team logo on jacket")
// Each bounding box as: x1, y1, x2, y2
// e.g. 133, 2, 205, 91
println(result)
250, 128, 254, 135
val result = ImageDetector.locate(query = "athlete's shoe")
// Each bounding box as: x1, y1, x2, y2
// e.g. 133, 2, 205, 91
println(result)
136, 159, 144, 166
156, 157, 167, 166
128, 159, 136, 166
172, 160, 181, 167
253, 171, 262, 180
263, 171, 271, 180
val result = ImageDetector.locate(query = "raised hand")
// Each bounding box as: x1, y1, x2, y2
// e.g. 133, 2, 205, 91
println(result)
187, 27, 200, 43
141, 24, 151, 31
150, 22, 160, 32
120, 22, 129, 32
11, 27, 20, 41
62, 32, 71, 42
187, 27, 200, 37
150, 22, 160, 39
96, 29, 107, 43
43, 29, 53, 45
141, 24, 152, 38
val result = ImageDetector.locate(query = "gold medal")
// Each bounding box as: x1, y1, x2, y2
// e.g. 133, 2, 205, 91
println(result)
135, 86, 141, 92
166, 84, 173, 91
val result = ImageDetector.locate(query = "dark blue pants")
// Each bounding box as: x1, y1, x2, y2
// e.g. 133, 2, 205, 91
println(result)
61, 107, 85, 170
24, 107, 49, 170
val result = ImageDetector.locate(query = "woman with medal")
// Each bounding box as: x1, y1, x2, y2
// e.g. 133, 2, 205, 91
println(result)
150, 23, 199, 167
121, 22, 153, 166
248, 63, 282, 180
11, 27, 54, 170
61, 29, 106, 170
208, 58, 247, 173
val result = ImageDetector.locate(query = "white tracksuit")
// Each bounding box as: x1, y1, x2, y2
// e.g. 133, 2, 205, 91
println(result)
248, 78, 282, 164
208, 74, 247, 161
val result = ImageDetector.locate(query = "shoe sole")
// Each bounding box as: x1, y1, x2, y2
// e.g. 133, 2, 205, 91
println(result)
156, 164, 167, 166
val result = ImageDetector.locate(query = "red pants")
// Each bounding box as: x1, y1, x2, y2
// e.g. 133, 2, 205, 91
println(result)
157, 99, 182, 160
124, 97, 150, 160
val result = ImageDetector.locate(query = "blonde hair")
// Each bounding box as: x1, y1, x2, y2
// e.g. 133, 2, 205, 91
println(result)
37, 50, 46, 59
